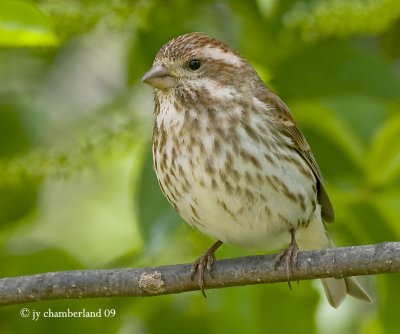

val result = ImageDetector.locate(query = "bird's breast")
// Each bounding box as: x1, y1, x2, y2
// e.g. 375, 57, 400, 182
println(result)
152, 102, 318, 249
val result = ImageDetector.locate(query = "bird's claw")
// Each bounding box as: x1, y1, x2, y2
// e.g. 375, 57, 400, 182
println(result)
191, 250, 217, 297
274, 229, 299, 289
190, 240, 223, 297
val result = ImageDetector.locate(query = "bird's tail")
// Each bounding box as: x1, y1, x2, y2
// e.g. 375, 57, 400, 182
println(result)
296, 213, 372, 308
321, 276, 372, 308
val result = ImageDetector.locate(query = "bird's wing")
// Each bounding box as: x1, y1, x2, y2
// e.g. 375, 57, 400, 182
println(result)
259, 90, 335, 222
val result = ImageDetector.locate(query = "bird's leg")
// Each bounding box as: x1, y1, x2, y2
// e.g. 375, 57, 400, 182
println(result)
191, 240, 223, 297
274, 228, 299, 289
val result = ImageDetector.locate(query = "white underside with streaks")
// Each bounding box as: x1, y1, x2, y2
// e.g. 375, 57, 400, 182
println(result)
153, 93, 330, 251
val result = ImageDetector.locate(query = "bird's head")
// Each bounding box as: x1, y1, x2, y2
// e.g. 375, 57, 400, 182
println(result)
142, 32, 261, 102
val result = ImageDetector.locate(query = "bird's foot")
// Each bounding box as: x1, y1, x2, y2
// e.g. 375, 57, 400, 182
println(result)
191, 240, 223, 297
274, 229, 299, 289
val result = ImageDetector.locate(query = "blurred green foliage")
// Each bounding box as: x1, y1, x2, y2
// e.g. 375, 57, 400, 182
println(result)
0, 0, 58, 46
0, 0, 399, 333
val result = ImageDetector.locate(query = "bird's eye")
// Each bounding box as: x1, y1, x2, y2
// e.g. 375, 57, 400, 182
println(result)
188, 59, 201, 70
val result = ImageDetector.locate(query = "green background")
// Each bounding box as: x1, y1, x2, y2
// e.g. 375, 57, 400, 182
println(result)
0, 0, 399, 333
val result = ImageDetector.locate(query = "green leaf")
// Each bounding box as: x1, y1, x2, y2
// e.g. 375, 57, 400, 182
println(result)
367, 113, 400, 186
292, 100, 365, 172
0, 0, 58, 47
323, 96, 390, 145
284, 0, 400, 41
273, 41, 400, 99
370, 190, 400, 238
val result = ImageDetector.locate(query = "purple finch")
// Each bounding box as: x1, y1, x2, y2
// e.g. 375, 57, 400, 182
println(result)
142, 32, 372, 308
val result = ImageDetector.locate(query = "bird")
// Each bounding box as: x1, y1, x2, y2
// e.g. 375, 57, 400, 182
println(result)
141, 32, 372, 308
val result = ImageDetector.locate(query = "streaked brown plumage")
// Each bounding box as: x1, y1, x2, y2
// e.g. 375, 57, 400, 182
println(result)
142, 32, 372, 307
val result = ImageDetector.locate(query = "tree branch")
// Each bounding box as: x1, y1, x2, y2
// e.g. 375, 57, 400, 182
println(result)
1, 242, 399, 306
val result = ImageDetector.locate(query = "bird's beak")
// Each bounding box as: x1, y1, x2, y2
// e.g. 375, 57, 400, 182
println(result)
141, 64, 177, 90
